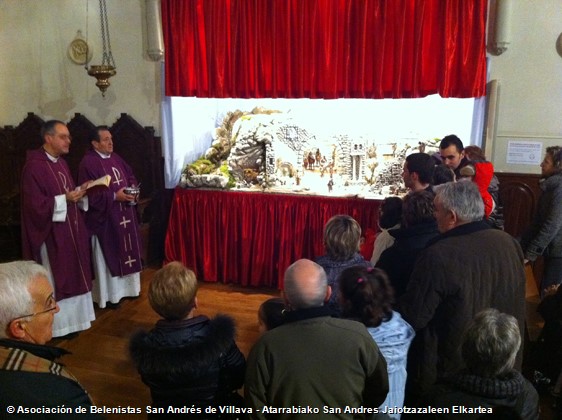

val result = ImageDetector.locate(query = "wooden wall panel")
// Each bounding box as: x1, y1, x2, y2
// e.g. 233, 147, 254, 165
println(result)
0, 113, 165, 264
496, 172, 543, 287
496, 172, 541, 239
66, 114, 96, 183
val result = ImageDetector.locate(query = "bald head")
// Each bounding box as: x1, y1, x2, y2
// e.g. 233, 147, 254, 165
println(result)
283, 259, 329, 310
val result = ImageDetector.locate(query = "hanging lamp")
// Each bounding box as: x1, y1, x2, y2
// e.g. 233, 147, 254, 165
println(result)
86, 0, 116, 96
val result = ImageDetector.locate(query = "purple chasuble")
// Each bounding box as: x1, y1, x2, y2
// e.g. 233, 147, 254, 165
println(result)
21, 149, 93, 299
78, 150, 143, 276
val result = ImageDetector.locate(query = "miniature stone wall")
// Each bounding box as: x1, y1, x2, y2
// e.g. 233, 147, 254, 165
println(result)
180, 109, 440, 197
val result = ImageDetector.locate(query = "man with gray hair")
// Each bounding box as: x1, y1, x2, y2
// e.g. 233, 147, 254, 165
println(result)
398, 181, 526, 402
245, 259, 389, 419
0, 261, 101, 416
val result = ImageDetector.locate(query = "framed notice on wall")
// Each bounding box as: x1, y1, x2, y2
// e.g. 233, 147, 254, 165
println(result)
492, 135, 562, 174
506, 141, 542, 165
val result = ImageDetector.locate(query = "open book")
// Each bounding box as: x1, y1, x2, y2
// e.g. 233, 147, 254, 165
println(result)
85, 174, 111, 192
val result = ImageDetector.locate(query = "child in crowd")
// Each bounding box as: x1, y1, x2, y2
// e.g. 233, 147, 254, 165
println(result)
464, 145, 500, 203
257, 297, 285, 334
459, 163, 494, 218
462, 145, 500, 221
315, 215, 371, 313
371, 196, 403, 265
338, 266, 414, 419
129, 261, 246, 416
432, 163, 456, 186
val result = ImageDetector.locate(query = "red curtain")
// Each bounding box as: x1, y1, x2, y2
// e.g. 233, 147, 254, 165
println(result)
162, 0, 487, 99
165, 188, 381, 288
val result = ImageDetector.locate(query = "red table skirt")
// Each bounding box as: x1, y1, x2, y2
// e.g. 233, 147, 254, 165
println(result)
164, 188, 381, 289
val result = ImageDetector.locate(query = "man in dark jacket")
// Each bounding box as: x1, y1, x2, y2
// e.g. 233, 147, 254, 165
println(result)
439, 135, 469, 179
0, 261, 101, 418
398, 182, 526, 402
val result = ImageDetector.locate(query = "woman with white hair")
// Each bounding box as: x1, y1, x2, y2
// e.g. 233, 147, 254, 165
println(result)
419, 308, 539, 419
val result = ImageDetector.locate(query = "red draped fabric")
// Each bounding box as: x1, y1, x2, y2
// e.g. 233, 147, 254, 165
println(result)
165, 188, 381, 288
162, 0, 487, 99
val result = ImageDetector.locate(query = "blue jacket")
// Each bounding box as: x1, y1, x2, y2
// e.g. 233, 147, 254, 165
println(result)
368, 311, 414, 419
315, 253, 371, 313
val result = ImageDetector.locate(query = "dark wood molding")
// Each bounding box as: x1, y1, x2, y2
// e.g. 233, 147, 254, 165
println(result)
496, 172, 541, 239
0, 113, 165, 265
496, 172, 544, 285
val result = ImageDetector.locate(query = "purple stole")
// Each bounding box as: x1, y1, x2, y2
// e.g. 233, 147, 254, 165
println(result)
21, 149, 92, 299
78, 150, 143, 276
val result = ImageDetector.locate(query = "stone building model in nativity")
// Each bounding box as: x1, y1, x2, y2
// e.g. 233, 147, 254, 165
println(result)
180, 108, 440, 198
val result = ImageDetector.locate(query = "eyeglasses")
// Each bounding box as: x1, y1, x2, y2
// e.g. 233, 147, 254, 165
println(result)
12, 294, 57, 320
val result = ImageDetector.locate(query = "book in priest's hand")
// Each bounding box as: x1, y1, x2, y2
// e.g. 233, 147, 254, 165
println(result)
85, 174, 111, 193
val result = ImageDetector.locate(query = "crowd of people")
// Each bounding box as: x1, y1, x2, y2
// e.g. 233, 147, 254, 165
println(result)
2, 130, 561, 419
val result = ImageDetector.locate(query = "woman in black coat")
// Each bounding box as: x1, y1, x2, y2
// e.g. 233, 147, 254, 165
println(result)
129, 262, 246, 417
376, 190, 438, 300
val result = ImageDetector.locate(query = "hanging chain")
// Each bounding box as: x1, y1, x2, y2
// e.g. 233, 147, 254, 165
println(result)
98, 0, 115, 68
85, 0, 89, 70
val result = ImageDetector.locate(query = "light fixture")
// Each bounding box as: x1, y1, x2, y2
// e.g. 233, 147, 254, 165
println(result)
145, 0, 164, 61
491, 0, 513, 56
86, 0, 116, 96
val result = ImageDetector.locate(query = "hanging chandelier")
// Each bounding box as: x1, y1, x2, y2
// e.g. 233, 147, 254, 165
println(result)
86, 0, 116, 97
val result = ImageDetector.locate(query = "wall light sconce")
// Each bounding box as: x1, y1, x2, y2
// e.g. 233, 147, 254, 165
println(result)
492, 0, 513, 55
145, 0, 164, 61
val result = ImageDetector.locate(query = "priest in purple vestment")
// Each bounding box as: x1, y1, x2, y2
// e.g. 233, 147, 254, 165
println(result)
78, 126, 142, 308
21, 120, 96, 337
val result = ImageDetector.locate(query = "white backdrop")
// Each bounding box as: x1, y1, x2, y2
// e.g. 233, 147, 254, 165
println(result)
161, 95, 481, 188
